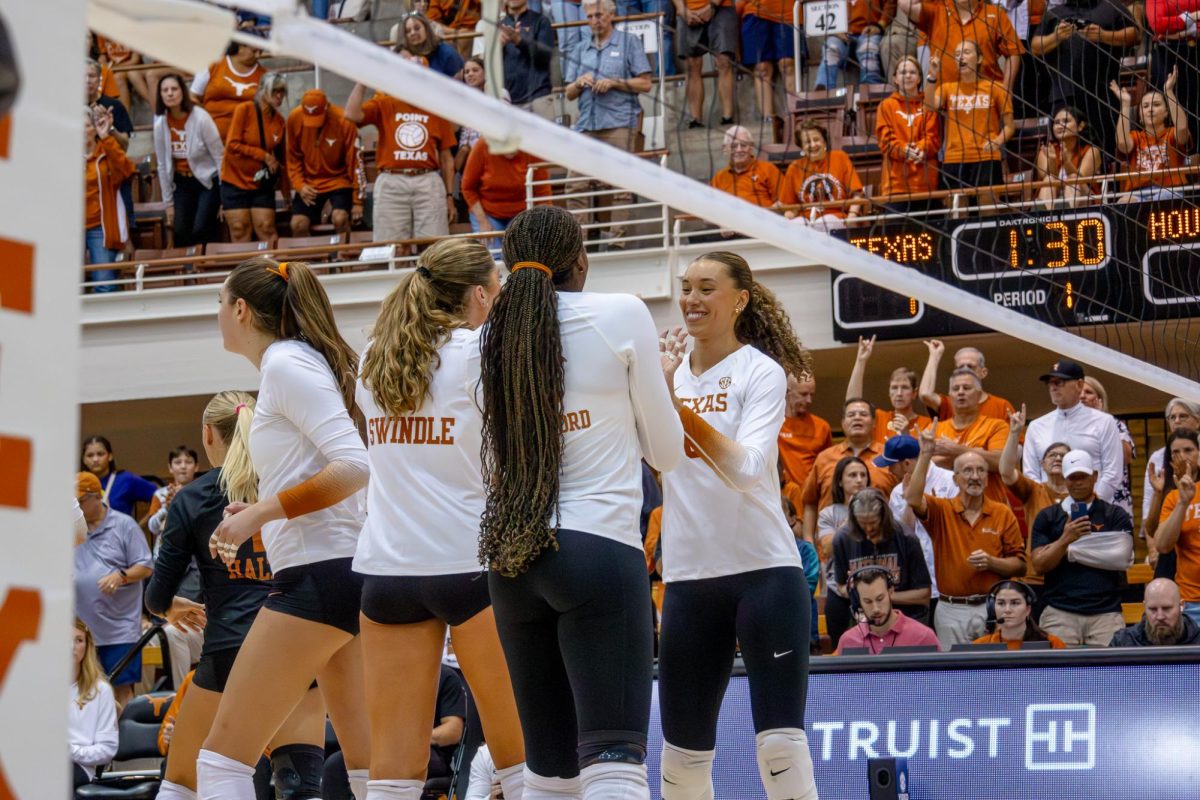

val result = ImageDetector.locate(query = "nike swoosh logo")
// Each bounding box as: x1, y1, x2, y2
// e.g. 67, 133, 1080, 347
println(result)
774, 650, 793, 658
769, 767, 791, 777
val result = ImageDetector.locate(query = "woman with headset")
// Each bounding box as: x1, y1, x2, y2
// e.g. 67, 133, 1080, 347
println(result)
656, 251, 818, 800
973, 581, 1067, 650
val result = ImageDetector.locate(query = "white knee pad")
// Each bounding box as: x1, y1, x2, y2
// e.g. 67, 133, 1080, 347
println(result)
755, 729, 819, 800
524, 769, 583, 800
497, 762, 527, 800
156, 780, 198, 800
364, 778, 423, 800
660, 742, 715, 800
196, 749, 257, 800
580, 762, 649, 800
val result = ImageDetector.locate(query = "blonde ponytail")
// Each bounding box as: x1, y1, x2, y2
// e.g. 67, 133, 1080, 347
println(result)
203, 390, 259, 504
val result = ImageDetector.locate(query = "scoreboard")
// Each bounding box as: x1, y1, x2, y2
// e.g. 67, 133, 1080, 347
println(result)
830, 200, 1200, 342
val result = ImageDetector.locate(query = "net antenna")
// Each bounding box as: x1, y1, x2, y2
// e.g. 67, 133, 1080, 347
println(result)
102, 0, 1200, 400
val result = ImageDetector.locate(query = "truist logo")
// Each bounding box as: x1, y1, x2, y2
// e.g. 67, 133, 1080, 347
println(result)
810, 703, 1097, 771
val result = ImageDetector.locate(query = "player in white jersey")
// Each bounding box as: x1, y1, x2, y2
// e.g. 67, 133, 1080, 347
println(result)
478, 206, 683, 800
657, 252, 819, 800
198, 259, 371, 800
354, 238, 526, 800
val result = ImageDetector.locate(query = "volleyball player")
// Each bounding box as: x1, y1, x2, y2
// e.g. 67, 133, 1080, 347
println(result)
198, 259, 371, 800
145, 391, 326, 800
478, 206, 683, 800
657, 252, 819, 800
354, 239, 526, 800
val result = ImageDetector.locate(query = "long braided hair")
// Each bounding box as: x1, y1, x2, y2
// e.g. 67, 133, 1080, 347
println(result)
478, 206, 584, 577
692, 251, 813, 380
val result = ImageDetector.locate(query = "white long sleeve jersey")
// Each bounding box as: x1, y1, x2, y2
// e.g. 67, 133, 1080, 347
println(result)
251, 339, 367, 571
1022, 402, 1123, 502
540, 291, 683, 550
661, 345, 803, 582
354, 328, 487, 576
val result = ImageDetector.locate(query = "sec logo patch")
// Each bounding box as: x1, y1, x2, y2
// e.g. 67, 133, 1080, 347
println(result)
719, 377, 732, 389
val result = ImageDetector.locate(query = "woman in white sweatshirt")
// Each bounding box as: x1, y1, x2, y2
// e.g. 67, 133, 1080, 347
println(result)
152, 72, 224, 246
71, 619, 118, 788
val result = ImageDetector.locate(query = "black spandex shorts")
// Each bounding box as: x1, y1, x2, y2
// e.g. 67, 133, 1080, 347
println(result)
489, 529, 654, 779
658, 566, 810, 751
360, 571, 492, 627
221, 181, 277, 211
192, 647, 239, 692
264, 557, 364, 635
290, 188, 353, 225
940, 160, 1004, 202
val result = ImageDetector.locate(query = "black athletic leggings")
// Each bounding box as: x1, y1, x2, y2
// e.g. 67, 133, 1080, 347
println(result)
658, 567, 810, 751
489, 529, 654, 779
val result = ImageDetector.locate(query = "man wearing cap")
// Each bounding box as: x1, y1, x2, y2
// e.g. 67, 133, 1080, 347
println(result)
1031, 450, 1133, 646
74, 472, 154, 709
906, 425, 1026, 646
880, 434, 959, 618
345, 76, 456, 248
285, 88, 365, 238
1023, 359, 1124, 503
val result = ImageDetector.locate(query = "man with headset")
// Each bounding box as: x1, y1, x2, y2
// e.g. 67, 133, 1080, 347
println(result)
834, 566, 941, 654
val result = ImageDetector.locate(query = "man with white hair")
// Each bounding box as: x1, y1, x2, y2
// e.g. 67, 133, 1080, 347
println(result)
564, 0, 652, 249
676, 0, 737, 127
710, 125, 782, 208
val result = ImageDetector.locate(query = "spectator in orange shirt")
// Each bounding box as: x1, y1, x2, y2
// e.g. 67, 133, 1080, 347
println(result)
815, 0, 896, 89
900, 0, 1023, 90
925, 41, 1015, 213
973, 580, 1066, 649
780, 121, 865, 228
285, 89, 364, 237
778, 371, 833, 489
345, 78, 454, 248
845, 334, 931, 445
461, 138, 552, 239
676, 0, 738, 127
918, 339, 1016, 423
1034, 105, 1101, 208
1113, 67, 1192, 201
710, 126, 783, 237
906, 425, 1026, 645
1154, 431, 1200, 627
999, 407, 1068, 591
84, 106, 136, 291
875, 55, 940, 212
94, 34, 153, 113
152, 74, 224, 248
221, 73, 288, 243
801, 398, 899, 542
190, 41, 265, 142
427, 0, 482, 57
740, 0, 804, 133
929, 367, 1010, 507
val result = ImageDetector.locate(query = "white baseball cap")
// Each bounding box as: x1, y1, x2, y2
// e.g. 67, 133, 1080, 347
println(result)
1062, 450, 1096, 478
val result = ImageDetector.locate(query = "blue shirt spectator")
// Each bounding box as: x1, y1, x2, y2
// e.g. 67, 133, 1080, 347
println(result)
501, 0, 557, 106
564, 0, 652, 132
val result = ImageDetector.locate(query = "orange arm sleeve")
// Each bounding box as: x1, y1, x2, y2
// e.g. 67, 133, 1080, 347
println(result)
277, 460, 368, 520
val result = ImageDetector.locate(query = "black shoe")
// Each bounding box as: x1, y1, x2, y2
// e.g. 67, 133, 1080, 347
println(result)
720, 116, 734, 125
686, 119, 704, 129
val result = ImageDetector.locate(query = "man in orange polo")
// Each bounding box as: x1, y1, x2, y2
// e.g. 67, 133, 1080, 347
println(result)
345, 77, 455, 248
919, 339, 1016, 422
801, 398, 900, 543
285, 88, 364, 237
899, 0, 1023, 91
907, 424, 1026, 646
778, 371, 833, 490
711, 125, 783, 209
928, 367, 1010, 508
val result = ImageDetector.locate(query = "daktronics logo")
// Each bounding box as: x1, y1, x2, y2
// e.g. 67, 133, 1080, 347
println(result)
809, 703, 1097, 772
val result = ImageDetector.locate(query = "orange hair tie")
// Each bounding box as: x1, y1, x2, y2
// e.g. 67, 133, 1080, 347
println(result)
510, 261, 553, 278
266, 261, 290, 282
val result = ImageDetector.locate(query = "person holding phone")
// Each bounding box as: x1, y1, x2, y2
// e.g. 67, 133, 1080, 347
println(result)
1031, 450, 1133, 646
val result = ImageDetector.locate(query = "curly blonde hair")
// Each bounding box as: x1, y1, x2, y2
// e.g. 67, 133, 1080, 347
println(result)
361, 239, 497, 416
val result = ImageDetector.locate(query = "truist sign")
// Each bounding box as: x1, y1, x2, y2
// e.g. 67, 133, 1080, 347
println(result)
645, 660, 1200, 799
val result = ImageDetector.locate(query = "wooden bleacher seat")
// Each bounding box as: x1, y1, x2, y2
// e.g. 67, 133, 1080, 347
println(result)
850, 83, 893, 137
763, 89, 852, 160
1122, 602, 1144, 624
277, 233, 347, 262
198, 240, 276, 283
1127, 563, 1154, 585
348, 230, 374, 244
